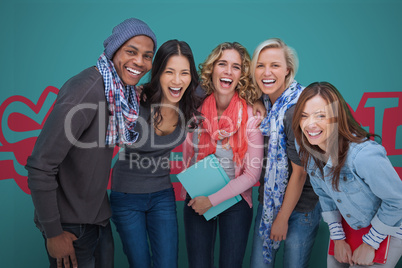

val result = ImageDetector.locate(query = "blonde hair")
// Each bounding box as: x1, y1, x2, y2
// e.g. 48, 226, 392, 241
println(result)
251, 38, 299, 97
199, 42, 259, 105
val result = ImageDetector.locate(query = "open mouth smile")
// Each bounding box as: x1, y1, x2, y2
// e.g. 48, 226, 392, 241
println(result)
126, 67, 142, 76
262, 79, 275, 86
306, 130, 323, 138
169, 87, 182, 97
220, 78, 233, 88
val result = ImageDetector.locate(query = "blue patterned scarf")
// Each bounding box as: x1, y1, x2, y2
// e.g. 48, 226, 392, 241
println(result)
258, 81, 304, 263
96, 53, 140, 146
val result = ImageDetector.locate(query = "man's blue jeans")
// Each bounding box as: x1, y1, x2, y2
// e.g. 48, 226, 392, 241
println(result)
43, 222, 114, 268
183, 197, 253, 268
250, 202, 321, 268
110, 188, 178, 268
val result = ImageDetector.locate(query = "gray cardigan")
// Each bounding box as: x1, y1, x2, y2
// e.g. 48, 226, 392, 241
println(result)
26, 67, 114, 238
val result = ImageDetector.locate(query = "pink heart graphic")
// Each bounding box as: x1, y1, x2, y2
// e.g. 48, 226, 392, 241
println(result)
0, 86, 59, 194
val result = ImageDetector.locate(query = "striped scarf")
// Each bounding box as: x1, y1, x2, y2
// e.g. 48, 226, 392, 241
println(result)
96, 53, 140, 146
258, 81, 304, 263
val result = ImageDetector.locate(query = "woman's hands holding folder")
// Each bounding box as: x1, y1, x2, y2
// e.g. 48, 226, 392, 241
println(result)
334, 239, 353, 265
188, 196, 213, 215
352, 243, 375, 266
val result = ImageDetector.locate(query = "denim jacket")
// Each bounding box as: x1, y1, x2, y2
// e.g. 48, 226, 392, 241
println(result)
304, 140, 402, 237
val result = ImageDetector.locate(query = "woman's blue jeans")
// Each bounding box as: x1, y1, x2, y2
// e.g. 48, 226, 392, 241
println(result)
110, 188, 178, 268
183, 197, 253, 268
43, 222, 114, 268
250, 202, 321, 268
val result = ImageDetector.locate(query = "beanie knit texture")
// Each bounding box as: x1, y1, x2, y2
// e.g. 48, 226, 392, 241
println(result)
103, 18, 157, 60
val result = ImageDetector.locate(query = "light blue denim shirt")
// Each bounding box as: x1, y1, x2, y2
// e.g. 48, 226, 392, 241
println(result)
301, 139, 402, 237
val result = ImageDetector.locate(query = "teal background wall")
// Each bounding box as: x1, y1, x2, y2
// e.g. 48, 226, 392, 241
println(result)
1, 0, 401, 267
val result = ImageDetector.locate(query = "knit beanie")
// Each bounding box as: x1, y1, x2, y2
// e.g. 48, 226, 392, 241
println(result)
103, 18, 157, 60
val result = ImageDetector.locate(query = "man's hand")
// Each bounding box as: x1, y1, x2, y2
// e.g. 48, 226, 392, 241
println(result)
352, 242, 375, 266
47, 231, 78, 268
333, 239, 353, 266
188, 196, 213, 215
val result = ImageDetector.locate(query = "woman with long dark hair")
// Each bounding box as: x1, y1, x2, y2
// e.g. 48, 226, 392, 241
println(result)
110, 39, 201, 268
292, 81, 402, 267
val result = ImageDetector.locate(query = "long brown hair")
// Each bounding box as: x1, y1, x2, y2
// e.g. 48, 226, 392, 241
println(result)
292, 82, 375, 190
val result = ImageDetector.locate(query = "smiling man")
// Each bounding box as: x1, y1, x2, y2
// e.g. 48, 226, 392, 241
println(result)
25, 18, 156, 268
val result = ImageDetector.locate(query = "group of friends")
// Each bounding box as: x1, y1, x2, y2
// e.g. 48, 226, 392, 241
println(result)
25, 17, 402, 268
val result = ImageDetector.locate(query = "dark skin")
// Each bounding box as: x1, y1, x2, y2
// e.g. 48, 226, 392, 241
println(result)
46, 35, 155, 268
47, 231, 78, 268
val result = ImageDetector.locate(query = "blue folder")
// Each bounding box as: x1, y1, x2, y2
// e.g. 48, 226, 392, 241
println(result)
177, 154, 242, 220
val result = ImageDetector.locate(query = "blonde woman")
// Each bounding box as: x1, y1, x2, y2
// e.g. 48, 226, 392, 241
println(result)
249, 38, 321, 268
